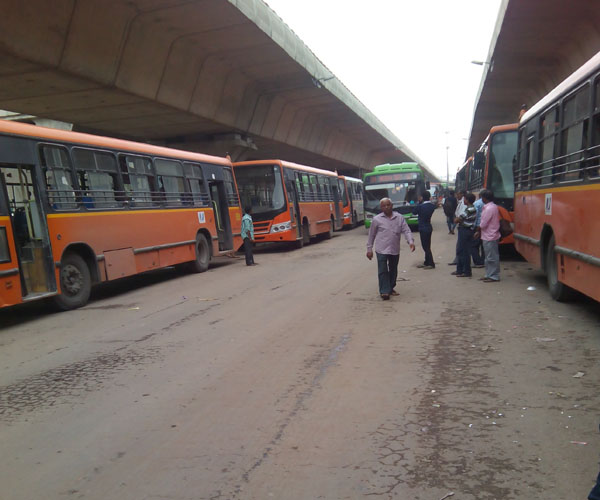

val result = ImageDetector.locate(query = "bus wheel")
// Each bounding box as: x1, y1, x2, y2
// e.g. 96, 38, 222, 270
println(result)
190, 233, 211, 273
302, 221, 310, 245
324, 219, 334, 239
54, 253, 92, 310
545, 234, 574, 301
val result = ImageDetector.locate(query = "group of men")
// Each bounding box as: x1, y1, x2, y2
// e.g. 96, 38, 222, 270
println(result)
445, 189, 501, 282
365, 188, 501, 300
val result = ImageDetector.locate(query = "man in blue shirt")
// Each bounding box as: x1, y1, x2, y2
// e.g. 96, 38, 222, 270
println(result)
412, 191, 436, 269
240, 206, 257, 266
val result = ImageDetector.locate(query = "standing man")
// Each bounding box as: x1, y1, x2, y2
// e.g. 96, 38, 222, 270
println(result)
366, 198, 415, 300
241, 206, 257, 266
442, 190, 458, 234
471, 190, 486, 268
448, 190, 465, 265
413, 191, 436, 269
477, 189, 501, 282
453, 192, 477, 278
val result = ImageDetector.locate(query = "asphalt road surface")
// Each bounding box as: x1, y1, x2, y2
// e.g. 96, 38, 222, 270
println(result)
1, 210, 599, 500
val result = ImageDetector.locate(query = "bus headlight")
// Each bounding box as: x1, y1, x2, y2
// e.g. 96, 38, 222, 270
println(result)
270, 221, 292, 233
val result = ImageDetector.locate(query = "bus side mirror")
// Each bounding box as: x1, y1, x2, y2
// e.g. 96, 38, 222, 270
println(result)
425, 181, 430, 189
474, 152, 485, 170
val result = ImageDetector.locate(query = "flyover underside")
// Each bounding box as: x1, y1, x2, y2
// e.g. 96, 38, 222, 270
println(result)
0, 0, 433, 179
468, 0, 600, 155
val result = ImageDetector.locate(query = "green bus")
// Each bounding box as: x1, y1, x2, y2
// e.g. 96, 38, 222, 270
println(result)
363, 162, 429, 229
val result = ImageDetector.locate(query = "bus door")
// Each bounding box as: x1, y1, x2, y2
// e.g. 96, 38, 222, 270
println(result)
332, 179, 343, 230
285, 177, 302, 239
204, 167, 233, 252
0, 165, 55, 301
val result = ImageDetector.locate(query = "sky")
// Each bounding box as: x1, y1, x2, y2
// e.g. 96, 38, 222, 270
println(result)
263, 0, 503, 182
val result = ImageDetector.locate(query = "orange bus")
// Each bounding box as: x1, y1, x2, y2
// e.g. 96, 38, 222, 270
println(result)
471, 123, 519, 244
233, 160, 343, 247
0, 120, 242, 310
339, 175, 364, 228
514, 51, 600, 302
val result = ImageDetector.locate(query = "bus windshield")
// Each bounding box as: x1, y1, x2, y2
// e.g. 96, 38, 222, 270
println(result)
488, 130, 518, 200
234, 164, 286, 221
364, 182, 418, 211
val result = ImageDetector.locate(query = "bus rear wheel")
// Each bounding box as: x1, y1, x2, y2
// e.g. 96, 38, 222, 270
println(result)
545, 234, 574, 301
324, 219, 333, 239
302, 221, 310, 245
189, 233, 211, 273
54, 252, 92, 310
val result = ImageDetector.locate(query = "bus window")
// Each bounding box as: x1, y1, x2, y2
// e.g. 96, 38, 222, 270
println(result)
309, 175, 319, 201
537, 108, 559, 185
590, 79, 600, 178
234, 164, 285, 215
184, 162, 209, 206
39, 145, 77, 210
559, 84, 589, 182
155, 159, 185, 207
120, 155, 155, 207
488, 130, 518, 199
223, 167, 240, 207
73, 148, 119, 209
302, 174, 311, 201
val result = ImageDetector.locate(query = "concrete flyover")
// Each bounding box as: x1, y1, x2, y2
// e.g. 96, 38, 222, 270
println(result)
0, 0, 435, 180
467, 0, 600, 156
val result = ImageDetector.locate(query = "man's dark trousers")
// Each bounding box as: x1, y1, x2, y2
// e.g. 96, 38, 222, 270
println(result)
471, 234, 485, 265
419, 229, 435, 267
243, 237, 254, 265
376, 252, 399, 295
456, 227, 473, 276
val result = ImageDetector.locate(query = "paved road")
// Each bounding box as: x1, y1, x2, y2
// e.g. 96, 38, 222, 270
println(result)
1, 210, 599, 500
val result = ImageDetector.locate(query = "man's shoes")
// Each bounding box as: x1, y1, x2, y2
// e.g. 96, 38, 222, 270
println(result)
247, 263, 259, 266
417, 264, 426, 268
390, 290, 399, 296
381, 294, 390, 300
451, 271, 459, 275
449, 230, 455, 235
482, 278, 499, 282
448, 261, 457, 265
422, 265, 434, 270
472, 264, 485, 268
457, 274, 472, 278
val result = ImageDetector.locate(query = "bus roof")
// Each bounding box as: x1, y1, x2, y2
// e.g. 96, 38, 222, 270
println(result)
233, 159, 338, 178
340, 175, 362, 183
0, 119, 232, 166
368, 162, 421, 174
521, 50, 600, 123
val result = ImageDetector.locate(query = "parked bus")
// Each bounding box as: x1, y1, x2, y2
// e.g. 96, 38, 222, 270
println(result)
339, 175, 364, 228
0, 120, 242, 310
457, 124, 519, 245
233, 160, 343, 247
363, 162, 429, 229
513, 51, 600, 302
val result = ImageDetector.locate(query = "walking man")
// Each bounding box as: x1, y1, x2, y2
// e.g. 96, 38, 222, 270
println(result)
413, 191, 436, 269
241, 206, 257, 266
477, 189, 501, 282
366, 198, 415, 300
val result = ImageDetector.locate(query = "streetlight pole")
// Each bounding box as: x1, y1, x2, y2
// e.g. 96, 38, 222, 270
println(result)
445, 131, 450, 185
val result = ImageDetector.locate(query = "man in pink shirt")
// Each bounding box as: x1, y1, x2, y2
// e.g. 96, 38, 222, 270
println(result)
366, 198, 415, 300
476, 189, 501, 282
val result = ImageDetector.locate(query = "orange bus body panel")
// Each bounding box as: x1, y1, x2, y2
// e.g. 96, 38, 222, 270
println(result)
515, 186, 600, 302
0, 216, 23, 307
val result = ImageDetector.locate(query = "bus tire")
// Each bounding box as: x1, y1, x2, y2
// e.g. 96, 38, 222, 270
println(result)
54, 252, 92, 310
189, 233, 211, 273
545, 234, 575, 301
324, 218, 334, 239
302, 220, 310, 245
